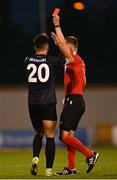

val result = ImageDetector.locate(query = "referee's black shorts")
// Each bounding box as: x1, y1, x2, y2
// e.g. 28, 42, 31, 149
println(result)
60, 94, 85, 131
28, 103, 57, 130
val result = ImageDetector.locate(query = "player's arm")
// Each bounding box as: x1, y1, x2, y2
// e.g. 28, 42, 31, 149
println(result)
52, 15, 74, 64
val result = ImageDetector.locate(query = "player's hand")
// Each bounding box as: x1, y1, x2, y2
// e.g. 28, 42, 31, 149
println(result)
53, 15, 60, 27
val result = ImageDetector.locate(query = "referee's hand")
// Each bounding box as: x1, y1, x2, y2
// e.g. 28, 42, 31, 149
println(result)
53, 15, 60, 27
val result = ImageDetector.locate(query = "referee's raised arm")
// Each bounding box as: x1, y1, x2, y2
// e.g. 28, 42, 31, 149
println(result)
51, 15, 74, 64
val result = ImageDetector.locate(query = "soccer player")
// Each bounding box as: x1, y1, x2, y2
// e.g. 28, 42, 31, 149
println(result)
25, 33, 74, 176
51, 15, 99, 175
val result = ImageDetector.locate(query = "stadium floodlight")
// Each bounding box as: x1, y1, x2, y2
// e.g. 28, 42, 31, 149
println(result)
73, 1, 85, 10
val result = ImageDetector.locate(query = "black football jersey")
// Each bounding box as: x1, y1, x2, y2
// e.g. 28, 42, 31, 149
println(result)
25, 54, 66, 104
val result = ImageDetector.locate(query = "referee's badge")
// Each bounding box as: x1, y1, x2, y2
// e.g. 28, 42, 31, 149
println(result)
70, 100, 72, 105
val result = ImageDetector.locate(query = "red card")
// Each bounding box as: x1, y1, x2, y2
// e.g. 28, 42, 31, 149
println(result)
52, 8, 60, 16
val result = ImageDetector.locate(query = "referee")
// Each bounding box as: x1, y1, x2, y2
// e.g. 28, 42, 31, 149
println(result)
52, 15, 99, 175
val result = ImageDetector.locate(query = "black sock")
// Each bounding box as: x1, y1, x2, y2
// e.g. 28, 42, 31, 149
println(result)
33, 134, 43, 157
45, 137, 55, 168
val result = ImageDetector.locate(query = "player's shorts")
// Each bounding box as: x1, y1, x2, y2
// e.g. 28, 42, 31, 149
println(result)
60, 94, 85, 131
28, 103, 57, 130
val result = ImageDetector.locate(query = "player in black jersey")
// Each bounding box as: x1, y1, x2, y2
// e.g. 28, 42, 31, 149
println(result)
25, 33, 74, 176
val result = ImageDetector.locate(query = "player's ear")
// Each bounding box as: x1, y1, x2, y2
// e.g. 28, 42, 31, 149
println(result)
34, 46, 36, 50
70, 48, 74, 54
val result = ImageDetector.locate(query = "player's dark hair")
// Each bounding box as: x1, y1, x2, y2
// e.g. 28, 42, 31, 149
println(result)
33, 33, 50, 49
65, 36, 78, 50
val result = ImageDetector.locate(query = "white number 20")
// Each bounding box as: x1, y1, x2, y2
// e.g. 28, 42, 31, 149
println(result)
27, 63, 50, 83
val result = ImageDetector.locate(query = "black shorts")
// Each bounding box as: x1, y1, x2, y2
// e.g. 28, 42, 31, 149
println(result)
60, 94, 85, 131
28, 103, 57, 130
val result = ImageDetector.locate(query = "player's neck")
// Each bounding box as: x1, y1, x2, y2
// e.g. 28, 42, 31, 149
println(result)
35, 49, 47, 56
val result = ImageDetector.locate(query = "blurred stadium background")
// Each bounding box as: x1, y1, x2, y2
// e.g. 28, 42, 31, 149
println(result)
0, 0, 117, 149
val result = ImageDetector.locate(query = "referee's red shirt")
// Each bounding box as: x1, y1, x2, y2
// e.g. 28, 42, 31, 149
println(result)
64, 51, 86, 95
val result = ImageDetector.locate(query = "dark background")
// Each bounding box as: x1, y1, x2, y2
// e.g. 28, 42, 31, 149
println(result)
0, 0, 117, 85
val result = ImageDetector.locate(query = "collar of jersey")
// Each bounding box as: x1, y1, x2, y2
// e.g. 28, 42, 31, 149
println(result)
35, 54, 46, 57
